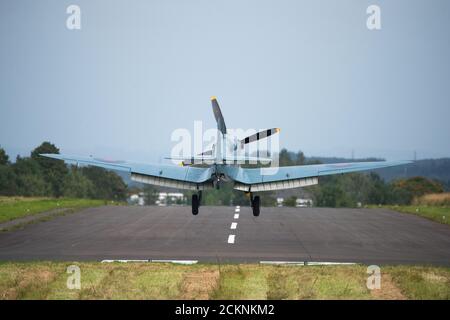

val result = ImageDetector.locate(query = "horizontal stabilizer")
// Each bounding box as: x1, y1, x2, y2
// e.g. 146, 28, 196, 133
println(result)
166, 155, 272, 165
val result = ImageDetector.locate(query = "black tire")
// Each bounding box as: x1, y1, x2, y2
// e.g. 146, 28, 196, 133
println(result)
252, 196, 260, 217
192, 194, 199, 215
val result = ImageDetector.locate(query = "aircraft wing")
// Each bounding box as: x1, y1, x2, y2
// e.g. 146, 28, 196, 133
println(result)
40, 154, 214, 190
225, 160, 412, 192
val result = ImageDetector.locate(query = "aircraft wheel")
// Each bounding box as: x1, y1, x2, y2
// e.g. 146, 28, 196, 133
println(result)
192, 194, 199, 215
252, 196, 260, 217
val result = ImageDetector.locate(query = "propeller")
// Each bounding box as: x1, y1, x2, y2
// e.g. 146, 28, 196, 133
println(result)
240, 128, 280, 149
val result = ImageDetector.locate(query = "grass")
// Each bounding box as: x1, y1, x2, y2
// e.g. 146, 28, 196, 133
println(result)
372, 193, 450, 225
374, 205, 450, 225
0, 262, 448, 300
0, 197, 111, 224
386, 266, 450, 300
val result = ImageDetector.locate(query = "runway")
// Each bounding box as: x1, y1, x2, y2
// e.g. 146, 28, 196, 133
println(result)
0, 206, 449, 266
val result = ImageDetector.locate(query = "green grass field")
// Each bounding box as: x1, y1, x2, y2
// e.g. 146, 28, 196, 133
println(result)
0, 262, 448, 300
371, 205, 450, 225
0, 197, 108, 224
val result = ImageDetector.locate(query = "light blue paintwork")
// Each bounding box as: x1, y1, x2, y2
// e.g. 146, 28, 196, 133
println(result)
40, 153, 214, 183
41, 153, 411, 187
220, 160, 412, 185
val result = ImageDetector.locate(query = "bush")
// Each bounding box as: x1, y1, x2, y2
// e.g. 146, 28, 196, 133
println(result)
390, 177, 444, 205
284, 196, 297, 207
413, 193, 450, 206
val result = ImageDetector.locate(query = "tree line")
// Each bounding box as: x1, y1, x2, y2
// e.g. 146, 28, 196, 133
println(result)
0, 142, 127, 200
1, 143, 444, 206
277, 148, 445, 207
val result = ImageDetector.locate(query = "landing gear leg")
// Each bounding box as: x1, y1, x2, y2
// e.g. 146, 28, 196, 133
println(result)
250, 193, 260, 217
192, 192, 201, 216
192, 195, 199, 215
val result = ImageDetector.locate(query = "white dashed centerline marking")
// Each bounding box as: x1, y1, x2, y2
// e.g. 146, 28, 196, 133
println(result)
227, 206, 241, 244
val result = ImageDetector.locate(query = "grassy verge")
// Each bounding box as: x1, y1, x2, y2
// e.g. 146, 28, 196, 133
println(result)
0, 262, 448, 300
0, 197, 111, 224
370, 205, 450, 225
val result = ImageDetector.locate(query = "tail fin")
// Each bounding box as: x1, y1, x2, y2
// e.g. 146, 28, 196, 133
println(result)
211, 96, 227, 135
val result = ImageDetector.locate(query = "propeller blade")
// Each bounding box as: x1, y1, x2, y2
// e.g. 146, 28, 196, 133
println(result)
240, 128, 280, 148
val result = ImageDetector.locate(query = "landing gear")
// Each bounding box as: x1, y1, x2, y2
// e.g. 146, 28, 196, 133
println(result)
251, 194, 260, 217
192, 195, 199, 215
192, 191, 202, 215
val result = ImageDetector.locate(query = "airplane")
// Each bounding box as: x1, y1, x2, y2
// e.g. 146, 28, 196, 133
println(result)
41, 97, 411, 216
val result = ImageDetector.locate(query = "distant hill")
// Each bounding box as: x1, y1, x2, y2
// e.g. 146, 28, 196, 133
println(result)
306, 156, 384, 164
375, 158, 450, 186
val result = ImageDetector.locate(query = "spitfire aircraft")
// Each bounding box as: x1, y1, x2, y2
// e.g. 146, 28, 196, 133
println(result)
42, 97, 411, 216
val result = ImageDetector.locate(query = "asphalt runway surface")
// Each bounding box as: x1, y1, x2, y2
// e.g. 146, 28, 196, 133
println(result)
0, 206, 449, 266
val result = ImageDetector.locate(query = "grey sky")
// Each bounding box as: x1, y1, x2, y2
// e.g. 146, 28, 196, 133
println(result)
1, 0, 449, 162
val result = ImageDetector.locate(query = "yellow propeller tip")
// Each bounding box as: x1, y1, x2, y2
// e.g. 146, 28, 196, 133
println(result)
275, 128, 281, 133
210, 96, 217, 101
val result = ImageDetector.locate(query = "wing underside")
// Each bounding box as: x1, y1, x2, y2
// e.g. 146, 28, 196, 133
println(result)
40, 154, 214, 190
41, 154, 411, 192
223, 160, 412, 192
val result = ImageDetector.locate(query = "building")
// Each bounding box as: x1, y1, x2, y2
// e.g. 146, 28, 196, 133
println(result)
156, 192, 186, 206
296, 198, 313, 207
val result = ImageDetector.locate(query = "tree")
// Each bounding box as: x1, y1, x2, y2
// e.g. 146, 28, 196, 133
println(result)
366, 173, 389, 205
0, 147, 9, 165
81, 167, 127, 200
278, 149, 293, 167
63, 166, 95, 198
295, 151, 305, 165
31, 142, 68, 197
0, 165, 18, 195
311, 175, 354, 207
15, 174, 49, 196
260, 193, 276, 206
0, 147, 17, 195
143, 185, 158, 205
12, 156, 50, 196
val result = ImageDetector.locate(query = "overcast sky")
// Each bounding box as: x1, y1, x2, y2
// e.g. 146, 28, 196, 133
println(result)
1, 0, 449, 162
